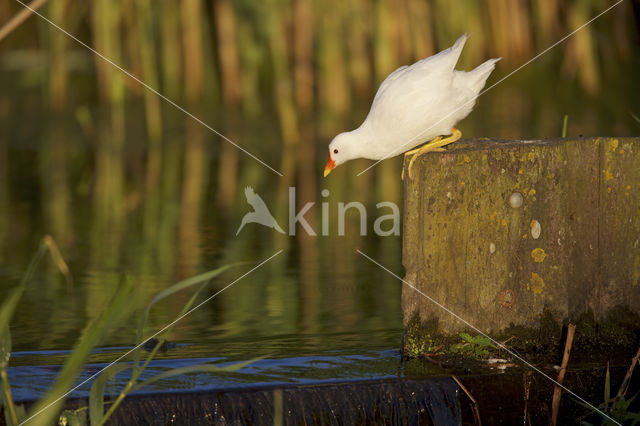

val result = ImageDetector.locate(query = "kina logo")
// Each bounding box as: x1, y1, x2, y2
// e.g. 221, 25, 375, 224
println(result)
235, 186, 285, 235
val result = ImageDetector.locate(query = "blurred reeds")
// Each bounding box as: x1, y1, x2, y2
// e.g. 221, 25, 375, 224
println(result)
1, 0, 633, 142
0, 0, 638, 351
3, 0, 633, 219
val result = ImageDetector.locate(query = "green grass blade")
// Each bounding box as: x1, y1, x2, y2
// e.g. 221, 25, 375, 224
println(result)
105, 264, 242, 424
562, 114, 569, 138
134, 263, 240, 356
131, 357, 263, 393
136, 280, 210, 374
0, 326, 11, 369
0, 242, 48, 340
24, 277, 134, 426
58, 409, 85, 426
89, 363, 131, 426
2, 366, 19, 426
0, 237, 64, 425
631, 112, 640, 124
1, 329, 19, 426
15, 404, 26, 423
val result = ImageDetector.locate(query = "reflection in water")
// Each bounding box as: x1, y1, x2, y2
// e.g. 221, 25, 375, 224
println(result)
8, 346, 403, 402
0, 2, 638, 364
2, 80, 639, 353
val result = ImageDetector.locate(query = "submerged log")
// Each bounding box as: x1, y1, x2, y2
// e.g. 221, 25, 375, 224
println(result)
402, 137, 640, 334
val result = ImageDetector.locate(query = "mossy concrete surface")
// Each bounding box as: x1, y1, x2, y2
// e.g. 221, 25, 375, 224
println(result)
402, 137, 640, 334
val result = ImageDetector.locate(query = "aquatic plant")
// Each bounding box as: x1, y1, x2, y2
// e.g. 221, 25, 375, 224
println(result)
451, 333, 496, 359
0, 236, 256, 426
577, 349, 640, 426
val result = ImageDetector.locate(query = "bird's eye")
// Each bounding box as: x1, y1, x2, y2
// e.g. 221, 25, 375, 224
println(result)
333, 149, 338, 154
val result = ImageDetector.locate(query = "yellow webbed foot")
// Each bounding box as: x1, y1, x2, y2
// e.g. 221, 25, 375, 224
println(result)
402, 128, 461, 180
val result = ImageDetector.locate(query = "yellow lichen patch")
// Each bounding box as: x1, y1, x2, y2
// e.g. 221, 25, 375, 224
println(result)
528, 188, 536, 196
529, 272, 545, 294
547, 172, 555, 179
531, 248, 547, 262
527, 152, 535, 162
626, 185, 631, 190
518, 169, 523, 175
605, 170, 613, 181
463, 155, 471, 163
620, 149, 625, 155
608, 187, 612, 194
522, 233, 527, 239
608, 139, 619, 152
501, 219, 507, 226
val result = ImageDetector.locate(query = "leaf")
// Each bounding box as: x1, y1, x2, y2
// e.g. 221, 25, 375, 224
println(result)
0, 239, 52, 337
0, 326, 11, 370
58, 409, 85, 426
89, 363, 131, 426
135, 264, 240, 349
459, 333, 473, 343
1, 333, 19, 426
100, 264, 244, 426
131, 357, 263, 393
24, 278, 133, 426
15, 404, 26, 423
42, 235, 73, 287
0, 288, 30, 354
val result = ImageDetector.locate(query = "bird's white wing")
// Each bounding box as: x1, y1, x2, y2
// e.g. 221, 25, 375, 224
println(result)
369, 34, 468, 113
372, 65, 409, 106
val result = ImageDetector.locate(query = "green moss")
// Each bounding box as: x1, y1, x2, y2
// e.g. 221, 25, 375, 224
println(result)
403, 312, 441, 358
404, 304, 639, 368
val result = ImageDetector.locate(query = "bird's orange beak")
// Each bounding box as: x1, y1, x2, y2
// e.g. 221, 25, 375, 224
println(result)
324, 155, 336, 177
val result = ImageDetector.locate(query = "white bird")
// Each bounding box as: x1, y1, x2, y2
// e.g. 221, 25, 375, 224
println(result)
236, 186, 285, 235
323, 34, 500, 179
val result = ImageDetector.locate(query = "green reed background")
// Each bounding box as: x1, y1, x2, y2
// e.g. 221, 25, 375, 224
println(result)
0, 0, 638, 351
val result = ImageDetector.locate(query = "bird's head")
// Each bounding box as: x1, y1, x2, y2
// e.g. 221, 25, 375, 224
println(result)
324, 132, 357, 177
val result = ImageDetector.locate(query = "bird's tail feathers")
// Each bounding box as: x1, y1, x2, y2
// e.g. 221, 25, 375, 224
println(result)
446, 33, 469, 67
467, 57, 501, 93
452, 33, 469, 52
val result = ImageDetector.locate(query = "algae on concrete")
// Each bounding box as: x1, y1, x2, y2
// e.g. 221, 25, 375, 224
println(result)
402, 137, 640, 340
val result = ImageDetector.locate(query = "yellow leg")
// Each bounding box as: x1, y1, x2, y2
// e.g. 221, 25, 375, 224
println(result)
404, 136, 443, 156
402, 128, 462, 180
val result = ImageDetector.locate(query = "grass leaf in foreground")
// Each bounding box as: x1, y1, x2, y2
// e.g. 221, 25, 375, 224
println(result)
134, 263, 241, 353
25, 277, 134, 426
89, 363, 131, 426
1, 236, 69, 425
131, 357, 265, 393
96, 263, 246, 425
